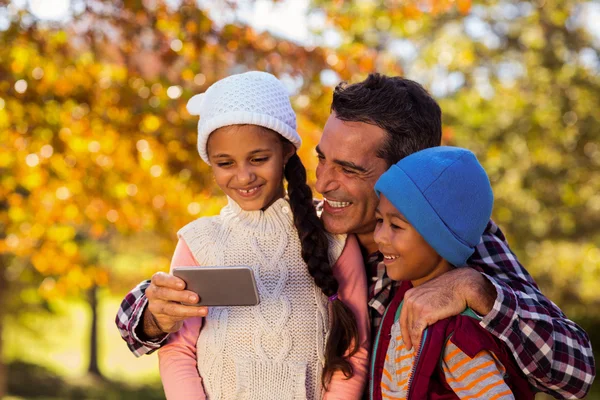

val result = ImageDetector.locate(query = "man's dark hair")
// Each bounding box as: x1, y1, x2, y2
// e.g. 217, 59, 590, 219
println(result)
331, 73, 442, 166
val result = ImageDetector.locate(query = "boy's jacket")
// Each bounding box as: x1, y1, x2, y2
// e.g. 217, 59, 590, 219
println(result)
370, 281, 535, 400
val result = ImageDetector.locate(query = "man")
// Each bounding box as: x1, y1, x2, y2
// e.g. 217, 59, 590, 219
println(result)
116, 74, 595, 398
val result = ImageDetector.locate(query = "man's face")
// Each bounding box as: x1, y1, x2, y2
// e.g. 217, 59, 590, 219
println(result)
315, 113, 389, 249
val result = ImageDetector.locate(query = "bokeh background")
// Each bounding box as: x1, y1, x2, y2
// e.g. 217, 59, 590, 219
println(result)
0, 0, 598, 398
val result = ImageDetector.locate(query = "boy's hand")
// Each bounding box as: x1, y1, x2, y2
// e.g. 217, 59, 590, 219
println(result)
399, 268, 496, 351
142, 272, 208, 338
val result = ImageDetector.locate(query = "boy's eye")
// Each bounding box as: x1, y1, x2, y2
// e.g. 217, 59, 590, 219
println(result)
215, 161, 233, 168
375, 217, 383, 224
391, 223, 402, 230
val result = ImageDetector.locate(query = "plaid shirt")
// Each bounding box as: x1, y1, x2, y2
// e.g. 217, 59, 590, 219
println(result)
115, 218, 595, 398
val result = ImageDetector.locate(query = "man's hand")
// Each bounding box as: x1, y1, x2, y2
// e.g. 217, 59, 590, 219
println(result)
400, 268, 497, 351
141, 272, 208, 339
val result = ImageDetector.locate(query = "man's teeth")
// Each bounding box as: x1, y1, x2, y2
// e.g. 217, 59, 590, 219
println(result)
239, 187, 259, 194
383, 255, 398, 260
325, 198, 351, 208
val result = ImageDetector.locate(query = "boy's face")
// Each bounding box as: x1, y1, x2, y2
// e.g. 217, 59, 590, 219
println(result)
373, 195, 449, 286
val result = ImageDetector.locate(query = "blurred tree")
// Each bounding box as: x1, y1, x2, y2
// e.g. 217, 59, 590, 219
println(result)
312, 0, 600, 314
433, 1, 600, 314
0, 0, 332, 393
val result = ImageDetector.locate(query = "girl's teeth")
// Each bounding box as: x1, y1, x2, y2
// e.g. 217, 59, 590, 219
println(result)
325, 198, 351, 208
240, 187, 259, 194
384, 255, 398, 260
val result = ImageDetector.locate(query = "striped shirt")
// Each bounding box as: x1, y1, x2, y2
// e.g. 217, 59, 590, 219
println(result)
382, 317, 514, 400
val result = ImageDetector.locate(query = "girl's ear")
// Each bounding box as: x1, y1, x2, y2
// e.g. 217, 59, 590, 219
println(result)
282, 142, 296, 165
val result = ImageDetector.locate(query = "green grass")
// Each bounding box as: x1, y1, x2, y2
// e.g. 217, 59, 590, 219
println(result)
4, 290, 166, 399
3, 291, 160, 384
6, 360, 165, 400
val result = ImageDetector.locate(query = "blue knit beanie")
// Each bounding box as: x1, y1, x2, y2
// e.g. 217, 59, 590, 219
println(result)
374, 146, 493, 267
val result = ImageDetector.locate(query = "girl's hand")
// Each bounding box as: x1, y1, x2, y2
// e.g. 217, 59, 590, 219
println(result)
142, 272, 208, 338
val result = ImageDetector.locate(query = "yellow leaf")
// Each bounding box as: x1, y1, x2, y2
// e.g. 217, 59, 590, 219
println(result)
141, 115, 161, 133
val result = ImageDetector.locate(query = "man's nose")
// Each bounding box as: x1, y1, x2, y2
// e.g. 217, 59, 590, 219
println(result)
315, 164, 337, 195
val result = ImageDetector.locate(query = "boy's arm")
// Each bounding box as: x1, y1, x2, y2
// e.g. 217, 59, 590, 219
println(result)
441, 342, 514, 399
324, 234, 371, 400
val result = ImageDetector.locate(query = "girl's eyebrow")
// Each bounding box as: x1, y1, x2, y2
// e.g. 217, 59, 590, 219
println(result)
211, 148, 273, 158
248, 148, 273, 155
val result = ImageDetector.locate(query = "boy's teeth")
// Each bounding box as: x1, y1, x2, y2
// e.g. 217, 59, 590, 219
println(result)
325, 198, 351, 208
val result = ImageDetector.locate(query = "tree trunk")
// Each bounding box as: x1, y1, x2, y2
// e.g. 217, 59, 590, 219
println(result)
0, 308, 5, 400
87, 284, 102, 378
0, 256, 7, 398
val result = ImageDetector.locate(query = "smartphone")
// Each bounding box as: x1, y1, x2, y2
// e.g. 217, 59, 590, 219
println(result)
172, 266, 260, 306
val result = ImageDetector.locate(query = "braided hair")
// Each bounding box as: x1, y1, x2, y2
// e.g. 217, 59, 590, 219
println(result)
284, 151, 360, 387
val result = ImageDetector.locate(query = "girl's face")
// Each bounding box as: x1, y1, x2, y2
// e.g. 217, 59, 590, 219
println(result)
373, 194, 451, 286
207, 125, 295, 211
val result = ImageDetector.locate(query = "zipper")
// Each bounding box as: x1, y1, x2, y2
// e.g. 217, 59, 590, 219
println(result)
369, 305, 392, 400
406, 329, 429, 399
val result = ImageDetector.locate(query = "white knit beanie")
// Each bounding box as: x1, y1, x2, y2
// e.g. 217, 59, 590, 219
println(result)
186, 71, 302, 165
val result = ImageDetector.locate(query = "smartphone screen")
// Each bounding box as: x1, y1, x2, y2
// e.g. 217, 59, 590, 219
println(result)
172, 266, 260, 306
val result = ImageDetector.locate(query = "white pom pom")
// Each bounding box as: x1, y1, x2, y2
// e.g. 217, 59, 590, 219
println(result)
186, 94, 205, 116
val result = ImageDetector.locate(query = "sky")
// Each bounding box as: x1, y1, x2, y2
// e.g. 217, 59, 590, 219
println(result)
6, 0, 600, 95
14, 0, 600, 48
23, 0, 318, 44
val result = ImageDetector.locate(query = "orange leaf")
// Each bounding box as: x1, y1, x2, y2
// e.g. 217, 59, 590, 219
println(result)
403, 4, 423, 19
457, 0, 472, 15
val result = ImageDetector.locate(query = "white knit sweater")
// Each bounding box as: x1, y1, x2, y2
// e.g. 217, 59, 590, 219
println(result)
178, 197, 346, 400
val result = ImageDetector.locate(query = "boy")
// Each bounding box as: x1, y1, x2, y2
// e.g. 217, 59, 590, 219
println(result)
369, 147, 534, 399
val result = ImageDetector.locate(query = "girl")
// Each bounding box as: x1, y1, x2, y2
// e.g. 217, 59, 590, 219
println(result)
158, 71, 370, 400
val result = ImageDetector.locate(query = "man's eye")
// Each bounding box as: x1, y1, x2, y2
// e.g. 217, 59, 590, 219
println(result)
375, 218, 383, 224
317, 155, 325, 163
342, 168, 356, 175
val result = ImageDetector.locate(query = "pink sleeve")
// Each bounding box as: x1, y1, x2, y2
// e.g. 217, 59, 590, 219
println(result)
324, 234, 371, 400
158, 239, 206, 400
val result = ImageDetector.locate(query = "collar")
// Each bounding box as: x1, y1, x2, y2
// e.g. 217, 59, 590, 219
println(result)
221, 196, 295, 235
